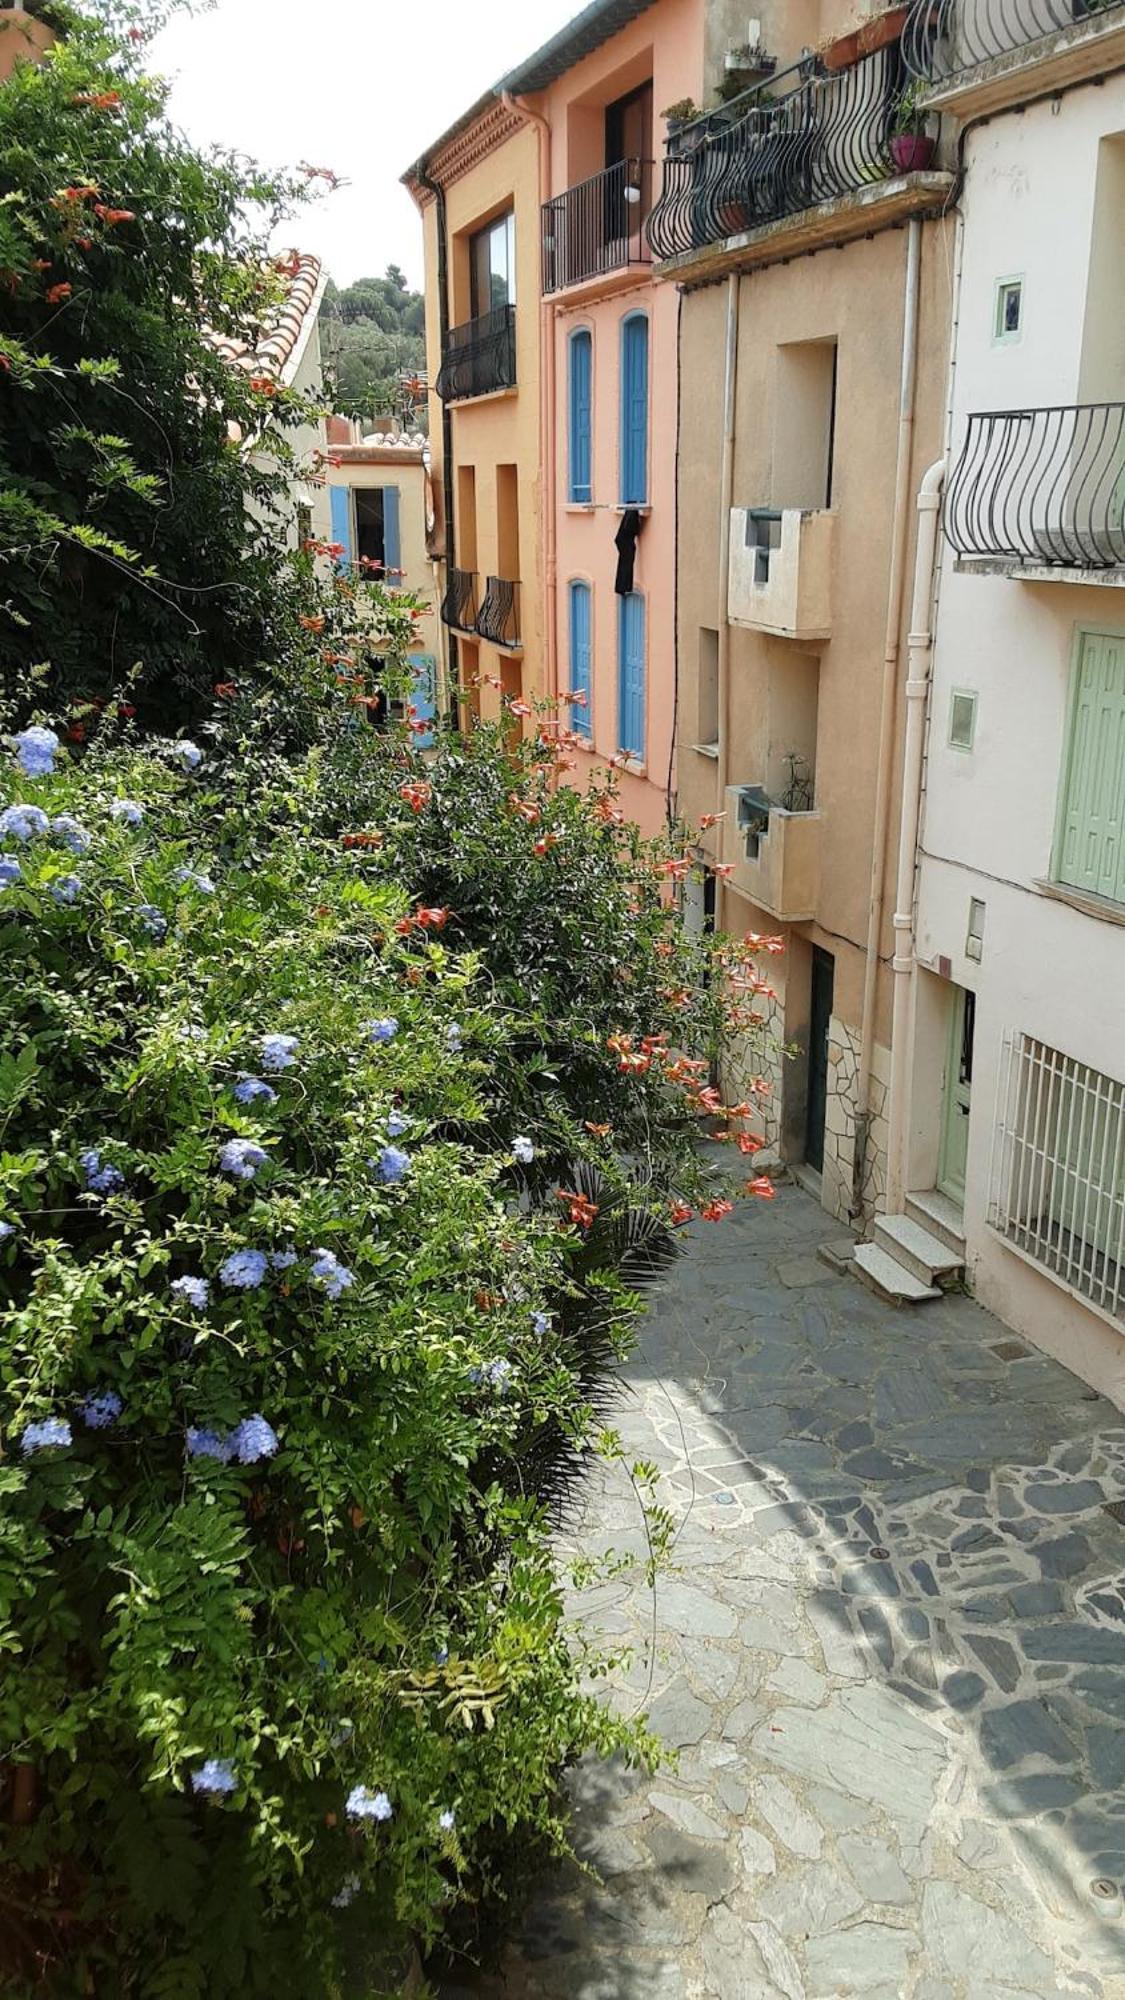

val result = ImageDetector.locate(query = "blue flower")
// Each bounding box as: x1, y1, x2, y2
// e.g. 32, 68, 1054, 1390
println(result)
219, 1138, 268, 1181
229, 1413, 278, 1464
219, 1248, 268, 1290
12, 727, 59, 778
186, 1426, 233, 1461
80, 1390, 123, 1429
109, 799, 144, 826
51, 875, 81, 905
171, 1275, 209, 1310
311, 1248, 354, 1300
191, 1758, 236, 1795
374, 1146, 410, 1185
233, 1075, 276, 1106
51, 813, 91, 854
79, 1148, 125, 1195
445, 1022, 463, 1052
386, 1110, 410, 1138
137, 904, 166, 939
365, 1017, 399, 1044
345, 1785, 393, 1822
531, 1311, 550, 1336
433, 1643, 449, 1667
0, 858, 22, 888
470, 1359, 513, 1393
0, 1221, 13, 1241
331, 1874, 361, 1908
259, 1033, 299, 1073
172, 741, 203, 771
21, 1417, 72, 1454
0, 804, 49, 842
512, 1136, 535, 1164
439, 1809, 456, 1831
171, 866, 215, 894
269, 1247, 298, 1271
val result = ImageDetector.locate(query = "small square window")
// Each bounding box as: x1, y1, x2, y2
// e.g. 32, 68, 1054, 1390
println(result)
966, 897, 985, 962
994, 278, 1023, 343
949, 688, 977, 751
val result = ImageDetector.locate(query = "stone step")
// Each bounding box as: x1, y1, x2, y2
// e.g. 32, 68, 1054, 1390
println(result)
905, 1187, 966, 1258
853, 1241, 941, 1304
874, 1212, 964, 1287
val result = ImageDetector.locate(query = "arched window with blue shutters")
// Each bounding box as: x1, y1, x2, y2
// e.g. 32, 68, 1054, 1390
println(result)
617, 590, 645, 759
568, 579, 592, 736
568, 330, 592, 504
619, 312, 649, 506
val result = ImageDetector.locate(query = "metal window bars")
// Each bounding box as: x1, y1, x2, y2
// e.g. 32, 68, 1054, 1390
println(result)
440, 567, 478, 633
902, 0, 1123, 84
475, 577, 521, 649
646, 46, 902, 262
541, 158, 654, 295
435, 305, 517, 403
945, 404, 1125, 568
991, 1031, 1125, 1323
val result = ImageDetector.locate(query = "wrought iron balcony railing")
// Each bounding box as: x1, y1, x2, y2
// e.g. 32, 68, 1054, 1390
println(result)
476, 576, 521, 648
902, 0, 1123, 85
440, 567, 478, 631
435, 305, 516, 403
647, 47, 903, 262
541, 158, 654, 294
945, 404, 1125, 569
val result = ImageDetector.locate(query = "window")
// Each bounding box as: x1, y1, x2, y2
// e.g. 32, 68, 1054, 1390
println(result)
617, 590, 645, 758
619, 312, 649, 505
568, 580, 592, 737
1054, 629, 1125, 905
949, 688, 977, 751
470, 210, 515, 317
993, 1032, 1125, 1322
697, 628, 719, 750
994, 277, 1023, 344
568, 330, 593, 504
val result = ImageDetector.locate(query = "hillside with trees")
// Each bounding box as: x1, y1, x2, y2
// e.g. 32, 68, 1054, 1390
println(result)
319, 265, 428, 431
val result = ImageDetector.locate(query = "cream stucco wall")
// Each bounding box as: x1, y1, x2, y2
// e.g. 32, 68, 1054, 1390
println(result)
324, 455, 440, 670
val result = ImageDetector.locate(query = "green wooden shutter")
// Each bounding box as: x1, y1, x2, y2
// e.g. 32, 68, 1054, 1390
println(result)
1058, 631, 1125, 904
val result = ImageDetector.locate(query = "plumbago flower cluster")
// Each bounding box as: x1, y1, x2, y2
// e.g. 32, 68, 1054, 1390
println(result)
0, 703, 773, 1996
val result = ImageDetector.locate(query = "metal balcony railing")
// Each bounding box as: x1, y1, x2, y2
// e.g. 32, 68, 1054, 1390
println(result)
541, 158, 654, 294
945, 404, 1125, 569
440, 567, 479, 631
647, 47, 903, 262
435, 305, 516, 402
476, 576, 521, 648
902, 0, 1124, 83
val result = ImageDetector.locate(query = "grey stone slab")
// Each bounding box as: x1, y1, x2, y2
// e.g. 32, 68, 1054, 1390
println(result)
746, 1919, 805, 2000
1022, 1624, 1125, 1665
921, 1881, 1055, 1987
837, 1833, 913, 1906
647, 1677, 714, 1748
804, 1922, 918, 1994
700, 1904, 775, 2000
965, 1634, 1022, 1690
644, 1823, 736, 1905
649, 1791, 726, 1841
738, 1826, 777, 1877
751, 1774, 823, 1858
1024, 1480, 1103, 1513
979, 1698, 1079, 1770
754, 1860, 864, 1937
750, 1682, 948, 1818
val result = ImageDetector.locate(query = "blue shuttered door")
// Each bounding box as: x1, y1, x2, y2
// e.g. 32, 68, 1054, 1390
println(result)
620, 314, 648, 505
569, 332, 592, 504
618, 591, 645, 758
329, 485, 353, 570
382, 486, 401, 575
408, 651, 436, 750
569, 580, 592, 736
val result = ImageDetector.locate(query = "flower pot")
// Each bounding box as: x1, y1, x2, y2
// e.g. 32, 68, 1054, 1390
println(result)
890, 132, 936, 171
857, 3, 910, 54
821, 28, 861, 71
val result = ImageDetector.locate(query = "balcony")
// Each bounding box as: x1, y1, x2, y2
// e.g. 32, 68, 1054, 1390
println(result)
903, 0, 1125, 112
729, 506, 834, 638
945, 404, 1125, 578
723, 783, 822, 922
435, 305, 516, 403
475, 576, 521, 649
441, 567, 478, 632
541, 158, 654, 296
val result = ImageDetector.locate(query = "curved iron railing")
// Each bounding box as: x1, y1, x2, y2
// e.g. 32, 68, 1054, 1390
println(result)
541, 158, 653, 294
476, 576, 521, 648
945, 404, 1125, 568
435, 305, 516, 402
440, 567, 478, 631
647, 47, 903, 262
902, 0, 1123, 83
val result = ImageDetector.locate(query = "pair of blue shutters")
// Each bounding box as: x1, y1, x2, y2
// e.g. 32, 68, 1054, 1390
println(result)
567, 316, 648, 506
568, 332, 592, 504
568, 580, 592, 734
569, 585, 644, 758
328, 484, 401, 575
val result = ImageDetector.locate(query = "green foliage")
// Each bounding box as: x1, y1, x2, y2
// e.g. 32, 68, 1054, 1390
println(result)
320, 268, 426, 431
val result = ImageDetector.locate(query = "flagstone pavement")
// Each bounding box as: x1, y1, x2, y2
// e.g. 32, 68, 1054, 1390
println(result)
443, 1178, 1125, 2000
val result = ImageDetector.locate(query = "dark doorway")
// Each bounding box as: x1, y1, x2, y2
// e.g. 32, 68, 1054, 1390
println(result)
355, 490, 385, 571
805, 946, 835, 1172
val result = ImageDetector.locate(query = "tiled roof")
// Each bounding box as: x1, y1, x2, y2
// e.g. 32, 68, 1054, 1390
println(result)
331, 432, 429, 466
498, 0, 659, 93
204, 252, 325, 388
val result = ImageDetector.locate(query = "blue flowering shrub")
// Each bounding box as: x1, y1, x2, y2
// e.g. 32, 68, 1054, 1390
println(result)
0, 707, 770, 1997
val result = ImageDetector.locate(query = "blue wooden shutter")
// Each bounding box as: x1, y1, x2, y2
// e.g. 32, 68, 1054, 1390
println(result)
618, 591, 645, 758
620, 314, 648, 505
1058, 630, 1125, 903
569, 332, 592, 504
569, 580, 592, 736
408, 651, 436, 749
383, 486, 401, 575
329, 485, 353, 570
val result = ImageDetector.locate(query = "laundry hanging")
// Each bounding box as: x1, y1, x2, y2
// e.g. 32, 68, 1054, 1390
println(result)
614, 507, 644, 595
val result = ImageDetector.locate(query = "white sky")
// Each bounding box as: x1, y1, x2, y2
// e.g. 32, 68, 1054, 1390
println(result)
150, 0, 580, 290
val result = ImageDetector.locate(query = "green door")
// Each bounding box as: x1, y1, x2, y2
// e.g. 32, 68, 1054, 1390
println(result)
938, 985, 974, 1206
1056, 630, 1125, 906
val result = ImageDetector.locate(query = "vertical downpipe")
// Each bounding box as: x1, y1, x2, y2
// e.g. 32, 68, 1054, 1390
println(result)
416, 163, 456, 724
502, 91, 558, 712
715, 272, 740, 925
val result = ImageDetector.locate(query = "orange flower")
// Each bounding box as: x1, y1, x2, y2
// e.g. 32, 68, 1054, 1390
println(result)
508, 698, 532, 719
45, 282, 72, 305
700, 1198, 734, 1222
414, 905, 451, 930
557, 1188, 598, 1230
745, 931, 786, 955
93, 204, 135, 225
663, 858, 690, 881
298, 613, 326, 633
585, 1121, 612, 1137
508, 795, 542, 824
714, 863, 735, 879
74, 236, 93, 251
399, 780, 431, 813
72, 90, 122, 109
618, 1051, 652, 1076
213, 682, 236, 698
699, 811, 726, 829
669, 1200, 694, 1226
696, 1085, 723, 1113
117, 702, 136, 718
341, 831, 383, 850
744, 1175, 776, 1200
533, 833, 560, 858
736, 1132, 766, 1155
54, 185, 100, 205
248, 376, 276, 396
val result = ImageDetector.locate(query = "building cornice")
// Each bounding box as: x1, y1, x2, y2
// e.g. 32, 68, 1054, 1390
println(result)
404, 99, 525, 205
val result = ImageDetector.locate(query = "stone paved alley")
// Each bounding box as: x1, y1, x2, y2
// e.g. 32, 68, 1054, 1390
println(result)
448, 1180, 1125, 2000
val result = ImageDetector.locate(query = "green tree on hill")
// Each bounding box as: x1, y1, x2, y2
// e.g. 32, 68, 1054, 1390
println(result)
320, 266, 427, 431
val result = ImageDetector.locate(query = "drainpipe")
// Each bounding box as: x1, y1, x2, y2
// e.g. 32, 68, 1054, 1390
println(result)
502, 90, 558, 711
886, 457, 946, 1216
415, 161, 457, 725
715, 272, 740, 924
852, 214, 922, 1218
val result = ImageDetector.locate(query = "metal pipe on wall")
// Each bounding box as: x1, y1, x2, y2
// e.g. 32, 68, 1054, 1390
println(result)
715, 271, 740, 926
415, 163, 457, 723
502, 90, 558, 711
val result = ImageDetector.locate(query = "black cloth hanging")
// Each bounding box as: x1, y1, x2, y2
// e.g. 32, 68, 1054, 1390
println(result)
614, 507, 643, 595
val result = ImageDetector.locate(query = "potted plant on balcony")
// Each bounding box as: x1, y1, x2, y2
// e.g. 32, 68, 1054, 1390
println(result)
890, 79, 937, 170
857, 1, 911, 54
662, 97, 702, 150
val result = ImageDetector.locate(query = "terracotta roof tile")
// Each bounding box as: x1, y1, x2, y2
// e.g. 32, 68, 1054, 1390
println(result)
203, 252, 324, 387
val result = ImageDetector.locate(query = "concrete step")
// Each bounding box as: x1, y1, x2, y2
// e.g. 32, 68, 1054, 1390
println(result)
874, 1212, 964, 1287
853, 1241, 941, 1304
905, 1187, 966, 1258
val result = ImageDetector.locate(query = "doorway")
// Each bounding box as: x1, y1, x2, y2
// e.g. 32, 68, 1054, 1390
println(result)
938, 984, 975, 1206
805, 946, 834, 1172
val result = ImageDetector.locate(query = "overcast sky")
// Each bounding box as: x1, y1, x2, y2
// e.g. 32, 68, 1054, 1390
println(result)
150, 0, 579, 291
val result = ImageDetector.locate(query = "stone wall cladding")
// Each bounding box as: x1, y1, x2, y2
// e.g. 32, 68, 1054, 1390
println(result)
822, 1016, 890, 1224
